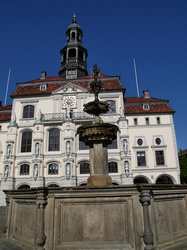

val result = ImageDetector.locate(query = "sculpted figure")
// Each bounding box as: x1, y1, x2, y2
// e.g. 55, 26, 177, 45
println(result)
37, 109, 42, 120
66, 141, 71, 156
11, 112, 16, 123
34, 164, 38, 181
123, 139, 128, 152
66, 163, 71, 179
7, 144, 11, 158
4, 165, 9, 182
35, 142, 40, 157
124, 161, 129, 175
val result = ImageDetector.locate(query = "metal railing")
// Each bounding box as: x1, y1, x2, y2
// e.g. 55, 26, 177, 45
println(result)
41, 112, 94, 122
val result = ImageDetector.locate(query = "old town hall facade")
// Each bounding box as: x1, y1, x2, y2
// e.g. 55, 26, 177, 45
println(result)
0, 16, 180, 205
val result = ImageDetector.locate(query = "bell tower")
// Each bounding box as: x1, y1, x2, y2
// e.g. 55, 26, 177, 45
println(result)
59, 15, 88, 79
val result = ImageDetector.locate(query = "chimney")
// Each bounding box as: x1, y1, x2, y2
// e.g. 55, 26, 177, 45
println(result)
40, 71, 47, 79
143, 90, 150, 98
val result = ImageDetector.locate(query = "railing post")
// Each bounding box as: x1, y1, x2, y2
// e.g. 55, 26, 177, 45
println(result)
139, 188, 154, 250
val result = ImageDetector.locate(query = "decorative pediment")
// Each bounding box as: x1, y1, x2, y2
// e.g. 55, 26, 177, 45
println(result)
52, 83, 87, 95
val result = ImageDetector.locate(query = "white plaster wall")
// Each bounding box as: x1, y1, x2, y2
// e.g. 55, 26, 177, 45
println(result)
0, 85, 181, 205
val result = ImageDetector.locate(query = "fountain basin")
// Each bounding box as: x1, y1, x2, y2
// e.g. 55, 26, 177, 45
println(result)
83, 100, 109, 117
77, 123, 119, 146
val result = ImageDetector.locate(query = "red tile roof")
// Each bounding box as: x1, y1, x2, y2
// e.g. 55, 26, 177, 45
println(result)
0, 105, 12, 111
124, 97, 174, 114
12, 83, 66, 96
12, 76, 124, 97
25, 77, 63, 83
124, 97, 167, 103
0, 112, 11, 121
0, 106, 12, 121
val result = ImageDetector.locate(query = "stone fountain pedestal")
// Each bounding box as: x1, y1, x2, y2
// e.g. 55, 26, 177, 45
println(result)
78, 123, 119, 186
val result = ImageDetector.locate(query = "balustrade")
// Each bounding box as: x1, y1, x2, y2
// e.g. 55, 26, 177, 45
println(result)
41, 112, 94, 122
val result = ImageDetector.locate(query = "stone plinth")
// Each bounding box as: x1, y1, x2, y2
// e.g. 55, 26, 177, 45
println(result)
3, 185, 187, 250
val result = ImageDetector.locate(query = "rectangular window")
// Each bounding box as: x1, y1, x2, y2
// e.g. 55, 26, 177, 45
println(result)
21, 131, 32, 152
48, 129, 60, 151
48, 163, 59, 175
155, 151, 165, 165
157, 117, 160, 124
108, 162, 118, 173
40, 84, 47, 91
134, 118, 138, 125
79, 141, 89, 150
143, 104, 150, 110
108, 139, 118, 149
80, 162, 90, 174
20, 164, 30, 175
146, 117, 149, 125
23, 105, 35, 118
137, 151, 146, 166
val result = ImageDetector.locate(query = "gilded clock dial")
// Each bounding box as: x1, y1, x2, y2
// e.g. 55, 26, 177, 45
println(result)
63, 96, 76, 108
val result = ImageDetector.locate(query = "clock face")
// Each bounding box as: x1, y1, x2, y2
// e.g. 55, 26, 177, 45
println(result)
63, 96, 76, 108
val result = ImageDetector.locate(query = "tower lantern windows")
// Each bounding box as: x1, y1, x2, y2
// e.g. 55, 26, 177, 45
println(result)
59, 16, 88, 79
77, 33, 81, 41
63, 51, 66, 61
71, 31, 76, 40
68, 48, 76, 58
78, 50, 83, 60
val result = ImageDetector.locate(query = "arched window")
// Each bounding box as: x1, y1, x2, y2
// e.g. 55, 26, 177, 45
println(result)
48, 128, 60, 151
108, 162, 118, 173
17, 184, 30, 189
21, 130, 32, 152
134, 176, 149, 184
156, 175, 173, 184
68, 48, 76, 58
23, 105, 35, 118
80, 162, 90, 174
106, 100, 116, 114
47, 184, 60, 187
78, 50, 83, 60
20, 164, 30, 175
71, 32, 75, 40
48, 163, 59, 175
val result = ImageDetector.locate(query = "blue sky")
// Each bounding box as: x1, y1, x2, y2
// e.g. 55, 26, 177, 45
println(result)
0, 0, 187, 150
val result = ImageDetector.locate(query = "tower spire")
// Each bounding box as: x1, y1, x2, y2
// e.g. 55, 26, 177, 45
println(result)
59, 15, 88, 79
72, 8, 77, 23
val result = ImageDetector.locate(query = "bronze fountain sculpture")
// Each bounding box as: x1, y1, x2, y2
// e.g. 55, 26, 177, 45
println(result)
77, 63, 119, 186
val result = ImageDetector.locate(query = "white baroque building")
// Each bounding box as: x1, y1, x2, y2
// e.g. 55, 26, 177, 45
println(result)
0, 16, 180, 205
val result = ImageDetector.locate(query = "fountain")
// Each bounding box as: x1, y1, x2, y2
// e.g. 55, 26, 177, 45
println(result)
3, 64, 187, 250
77, 63, 119, 186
